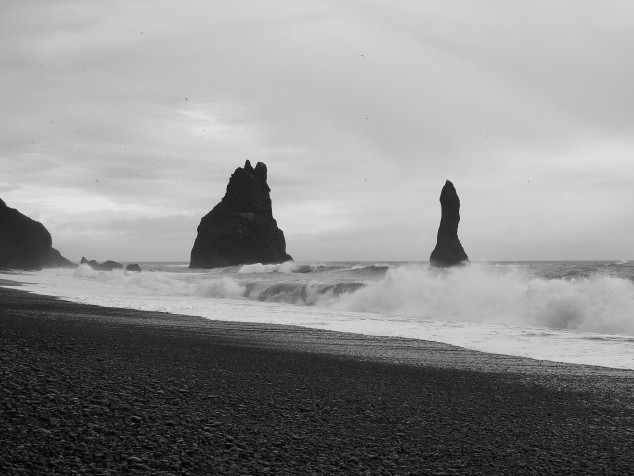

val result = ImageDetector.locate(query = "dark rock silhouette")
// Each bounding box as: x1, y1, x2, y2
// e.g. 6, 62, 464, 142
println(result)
0, 198, 73, 270
190, 160, 292, 269
81, 257, 123, 271
429, 180, 469, 267
126, 263, 142, 272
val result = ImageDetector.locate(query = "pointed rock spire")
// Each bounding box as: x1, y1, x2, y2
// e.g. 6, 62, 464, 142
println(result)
429, 180, 469, 267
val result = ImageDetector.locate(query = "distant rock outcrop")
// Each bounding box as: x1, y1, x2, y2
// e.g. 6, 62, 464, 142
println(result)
81, 257, 123, 271
0, 198, 73, 270
125, 263, 142, 272
429, 180, 469, 267
190, 160, 292, 269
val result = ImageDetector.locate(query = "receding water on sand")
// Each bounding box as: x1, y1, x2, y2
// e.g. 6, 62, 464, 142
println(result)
2, 260, 634, 369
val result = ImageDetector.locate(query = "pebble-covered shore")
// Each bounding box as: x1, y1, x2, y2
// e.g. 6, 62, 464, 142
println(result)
1, 285, 633, 474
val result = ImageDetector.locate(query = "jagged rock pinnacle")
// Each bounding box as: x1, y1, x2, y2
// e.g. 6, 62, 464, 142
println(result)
189, 161, 292, 269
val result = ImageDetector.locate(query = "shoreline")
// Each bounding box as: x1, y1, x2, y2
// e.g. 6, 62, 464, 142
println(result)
2, 276, 632, 375
1, 284, 633, 473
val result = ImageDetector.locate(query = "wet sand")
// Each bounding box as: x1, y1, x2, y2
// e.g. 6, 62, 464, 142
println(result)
1, 284, 633, 474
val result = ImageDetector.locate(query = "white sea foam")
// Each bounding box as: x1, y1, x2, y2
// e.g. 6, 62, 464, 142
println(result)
34, 263, 634, 337
3, 261, 634, 369
237, 262, 296, 274
325, 265, 634, 336
237, 261, 329, 274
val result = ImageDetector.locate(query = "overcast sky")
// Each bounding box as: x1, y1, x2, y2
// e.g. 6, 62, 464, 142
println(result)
1, 0, 633, 262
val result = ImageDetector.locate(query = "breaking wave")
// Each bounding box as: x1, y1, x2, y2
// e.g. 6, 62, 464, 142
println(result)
349, 264, 391, 278
53, 262, 634, 336
237, 262, 331, 274
244, 282, 366, 305
327, 265, 634, 336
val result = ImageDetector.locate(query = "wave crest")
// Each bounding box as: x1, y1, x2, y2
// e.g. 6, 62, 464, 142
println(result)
64, 262, 634, 336
244, 281, 366, 305
237, 262, 329, 274
329, 265, 634, 335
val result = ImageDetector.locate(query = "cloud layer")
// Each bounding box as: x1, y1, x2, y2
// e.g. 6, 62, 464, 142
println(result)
1, 0, 633, 261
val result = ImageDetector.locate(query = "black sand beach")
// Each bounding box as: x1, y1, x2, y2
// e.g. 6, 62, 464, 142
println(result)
1, 285, 633, 475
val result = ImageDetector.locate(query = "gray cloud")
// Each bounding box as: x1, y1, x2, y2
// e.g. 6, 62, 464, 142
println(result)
1, 0, 633, 261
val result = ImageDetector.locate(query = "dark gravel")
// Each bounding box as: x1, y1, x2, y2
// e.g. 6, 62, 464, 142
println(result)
1, 286, 633, 475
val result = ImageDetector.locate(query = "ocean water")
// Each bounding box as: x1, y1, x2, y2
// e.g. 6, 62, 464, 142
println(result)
2, 260, 634, 370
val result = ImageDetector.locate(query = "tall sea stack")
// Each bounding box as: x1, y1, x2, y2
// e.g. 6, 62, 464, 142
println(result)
189, 160, 292, 269
429, 180, 469, 267
0, 198, 73, 270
